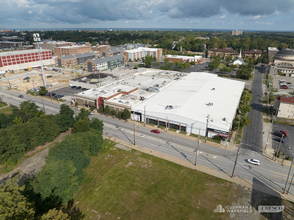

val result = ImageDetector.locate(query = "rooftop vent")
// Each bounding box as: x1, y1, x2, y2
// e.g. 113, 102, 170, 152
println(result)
165, 105, 173, 110
206, 102, 213, 106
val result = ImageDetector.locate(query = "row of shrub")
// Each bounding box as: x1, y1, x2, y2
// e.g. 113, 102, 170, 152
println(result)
99, 105, 131, 120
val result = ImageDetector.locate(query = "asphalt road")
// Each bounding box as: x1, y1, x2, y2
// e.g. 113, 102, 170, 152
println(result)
2, 88, 294, 195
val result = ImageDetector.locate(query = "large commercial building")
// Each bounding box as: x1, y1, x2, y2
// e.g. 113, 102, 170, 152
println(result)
125, 47, 162, 61
74, 70, 244, 138
232, 30, 243, 36
274, 49, 294, 74
207, 48, 239, 59
55, 52, 98, 68
0, 49, 53, 71
84, 54, 125, 72
54, 43, 91, 56
274, 96, 294, 119
164, 55, 204, 63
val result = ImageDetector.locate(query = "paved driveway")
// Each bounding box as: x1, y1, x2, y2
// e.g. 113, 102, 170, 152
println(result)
52, 86, 82, 97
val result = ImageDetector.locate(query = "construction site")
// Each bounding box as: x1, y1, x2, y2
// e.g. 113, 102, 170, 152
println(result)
0, 67, 86, 94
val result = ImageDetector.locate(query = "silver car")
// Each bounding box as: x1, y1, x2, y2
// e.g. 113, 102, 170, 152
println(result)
247, 159, 260, 165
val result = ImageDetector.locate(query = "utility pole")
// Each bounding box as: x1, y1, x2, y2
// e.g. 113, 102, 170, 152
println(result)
144, 105, 146, 127
265, 110, 278, 149
205, 114, 209, 143
231, 143, 241, 178
282, 147, 291, 164
33, 33, 46, 86
195, 128, 201, 166
286, 172, 294, 194
283, 155, 294, 194
41, 97, 46, 113
273, 134, 284, 161
133, 121, 136, 145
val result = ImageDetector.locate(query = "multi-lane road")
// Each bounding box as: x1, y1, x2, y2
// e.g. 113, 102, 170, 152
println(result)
1, 74, 294, 196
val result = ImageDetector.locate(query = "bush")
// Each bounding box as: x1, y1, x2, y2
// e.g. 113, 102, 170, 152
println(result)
118, 111, 122, 118
111, 110, 116, 116
213, 135, 221, 141
123, 108, 131, 120
104, 105, 110, 114
99, 106, 104, 113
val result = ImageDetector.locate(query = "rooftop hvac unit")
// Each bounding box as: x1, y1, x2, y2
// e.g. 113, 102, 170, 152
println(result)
206, 102, 213, 106
125, 101, 129, 104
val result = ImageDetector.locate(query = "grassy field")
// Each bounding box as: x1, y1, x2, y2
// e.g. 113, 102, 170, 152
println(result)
0, 106, 15, 114
72, 140, 245, 220
0, 102, 7, 108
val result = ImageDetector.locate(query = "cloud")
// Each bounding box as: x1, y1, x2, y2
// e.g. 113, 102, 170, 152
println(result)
0, 0, 294, 25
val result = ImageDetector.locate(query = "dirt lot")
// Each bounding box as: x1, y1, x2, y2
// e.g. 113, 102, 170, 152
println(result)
0, 68, 87, 92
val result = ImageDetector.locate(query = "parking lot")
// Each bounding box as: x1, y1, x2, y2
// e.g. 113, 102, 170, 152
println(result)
52, 86, 85, 98
272, 74, 294, 94
272, 124, 294, 159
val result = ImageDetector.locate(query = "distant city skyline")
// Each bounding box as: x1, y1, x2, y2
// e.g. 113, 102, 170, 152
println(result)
1, 0, 294, 31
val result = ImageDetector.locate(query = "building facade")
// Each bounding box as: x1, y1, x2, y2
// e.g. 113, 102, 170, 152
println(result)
125, 47, 162, 61
55, 52, 98, 68
242, 49, 262, 59
232, 30, 243, 36
275, 96, 294, 119
207, 48, 239, 59
274, 49, 294, 74
84, 54, 125, 72
93, 45, 124, 57
54, 43, 91, 56
268, 47, 279, 64
164, 55, 204, 63
0, 49, 53, 71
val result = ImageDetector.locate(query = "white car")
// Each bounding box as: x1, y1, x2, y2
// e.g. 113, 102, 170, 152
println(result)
247, 159, 260, 165
90, 111, 94, 115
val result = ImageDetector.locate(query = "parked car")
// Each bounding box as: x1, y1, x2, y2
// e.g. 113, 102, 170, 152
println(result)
71, 86, 77, 89
23, 76, 30, 80
45, 92, 51, 96
46, 75, 53, 78
246, 159, 260, 165
280, 130, 289, 136
134, 67, 138, 69
288, 85, 294, 89
274, 138, 286, 143
51, 92, 56, 97
82, 88, 87, 91
273, 131, 283, 137
90, 111, 94, 115
281, 85, 288, 89
151, 129, 160, 134
76, 86, 81, 89
18, 95, 23, 98
287, 82, 292, 84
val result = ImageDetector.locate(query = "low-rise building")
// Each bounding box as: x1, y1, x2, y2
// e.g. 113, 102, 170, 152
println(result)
84, 54, 125, 72
275, 96, 294, 119
125, 47, 162, 61
93, 45, 124, 57
207, 48, 239, 59
54, 43, 91, 56
273, 49, 294, 74
242, 49, 262, 59
55, 52, 98, 68
164, 55, 204, 63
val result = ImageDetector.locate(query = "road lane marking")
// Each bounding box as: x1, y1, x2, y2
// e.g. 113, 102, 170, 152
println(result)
270, 170, 288, 177
272, 175, 287, 181
201, 154, 224, 162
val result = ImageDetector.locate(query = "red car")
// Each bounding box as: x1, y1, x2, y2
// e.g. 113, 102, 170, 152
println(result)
151, 129, 160, 134
280, 130, 289, 136
281, 85, 288, 89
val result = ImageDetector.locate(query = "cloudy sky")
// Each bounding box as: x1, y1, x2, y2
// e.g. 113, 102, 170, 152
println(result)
1, 0, 294, 31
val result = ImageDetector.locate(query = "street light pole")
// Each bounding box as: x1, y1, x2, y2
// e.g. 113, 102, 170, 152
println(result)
282, 147, 291, 164
133, 121, 136, 145
231, 143, 242, 178
33, 33, 46, 87
283, 155, 294, 194
286, 172, 294, 194
205, 114, 209, 143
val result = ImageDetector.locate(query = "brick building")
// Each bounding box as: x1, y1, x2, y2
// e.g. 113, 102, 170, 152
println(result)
84, 54, 125, 72
0, 49, 53, 71
207, 48, 239, 59
242, 49, 262, 59
54, 43, 91, 56
55, 52, 98, 68
125, 47, 162, 61
93, 45, 124, 57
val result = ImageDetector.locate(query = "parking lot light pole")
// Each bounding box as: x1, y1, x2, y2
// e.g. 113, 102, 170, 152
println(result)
282, 147, 291, 164
33, 33, 46, 87
194, 128, 201, 166
273, 134, 284, 161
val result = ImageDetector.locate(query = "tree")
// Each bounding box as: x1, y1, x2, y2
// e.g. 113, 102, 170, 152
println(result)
99, 105, 104, 113
0, 176, 35, 220
219, 67, 232, 74
56, 104, 75, 132
104, 105, 110, 114
76, 108, 90, 121
20, 101, 42, 121
40, 208, 69, 220
74, 102, 78, 116
122, 108, 131, 120
32, 160, 79, 205
143, 55, 153, 68
73, 119, 90, 133
240, 115, 252, 127
90, 106, 95, 112
118, 111, 122, 118
111, 110, 116, 116
90, 118, 104, 133
39, 86, 48, 96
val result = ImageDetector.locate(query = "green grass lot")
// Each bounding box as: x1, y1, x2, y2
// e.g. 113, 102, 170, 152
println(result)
0, 106, 15, 114
0, 102, 7, 108
72, 140, 244, 220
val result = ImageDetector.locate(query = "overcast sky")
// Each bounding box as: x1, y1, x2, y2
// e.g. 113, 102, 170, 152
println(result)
1, 0, 294, 31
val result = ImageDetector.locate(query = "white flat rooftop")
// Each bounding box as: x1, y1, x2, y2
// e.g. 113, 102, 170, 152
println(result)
133, 72, 245, 131
0, 49, 51, 56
